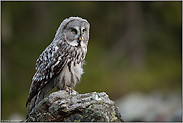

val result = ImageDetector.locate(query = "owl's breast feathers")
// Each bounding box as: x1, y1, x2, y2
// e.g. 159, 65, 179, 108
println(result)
26, 41, 87, 107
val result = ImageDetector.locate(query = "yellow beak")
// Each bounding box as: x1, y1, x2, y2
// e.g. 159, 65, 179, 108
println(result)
79, 36, 81, 41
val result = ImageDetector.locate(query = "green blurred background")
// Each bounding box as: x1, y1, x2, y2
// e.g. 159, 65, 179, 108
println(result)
1, 1, 181, 120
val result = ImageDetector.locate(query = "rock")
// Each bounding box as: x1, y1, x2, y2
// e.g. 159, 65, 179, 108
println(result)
25, 90, 124, 122
115, 91, 182, 121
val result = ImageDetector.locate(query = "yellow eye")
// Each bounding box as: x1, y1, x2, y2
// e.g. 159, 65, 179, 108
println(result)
71, 29, 77, 34
82, 29, 85, 34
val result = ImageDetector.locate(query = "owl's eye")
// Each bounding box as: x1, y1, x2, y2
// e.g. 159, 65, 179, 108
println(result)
71, 29, 77, 34
82, 29, 86, 34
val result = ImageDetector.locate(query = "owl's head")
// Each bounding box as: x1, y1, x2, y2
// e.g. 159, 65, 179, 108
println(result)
54, 17, 90, 47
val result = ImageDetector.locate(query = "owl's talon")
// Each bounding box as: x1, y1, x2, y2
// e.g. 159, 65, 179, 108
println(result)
66, 87, 70, 92
66, 87, 72, 95
69, 87, 71, 91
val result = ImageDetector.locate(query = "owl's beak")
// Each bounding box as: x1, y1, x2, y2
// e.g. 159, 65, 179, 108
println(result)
77, 36, 82, 46
78, 36, 81, 41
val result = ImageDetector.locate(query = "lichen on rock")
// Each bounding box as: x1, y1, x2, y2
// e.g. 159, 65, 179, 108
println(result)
26, 90, 124, 122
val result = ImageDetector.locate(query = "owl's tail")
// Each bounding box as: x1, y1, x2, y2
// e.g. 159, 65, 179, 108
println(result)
26, 80, 55, 119
26, 94, 37, 119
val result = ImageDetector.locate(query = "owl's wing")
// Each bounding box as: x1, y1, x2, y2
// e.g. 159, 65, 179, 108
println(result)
26, 43, 69, 107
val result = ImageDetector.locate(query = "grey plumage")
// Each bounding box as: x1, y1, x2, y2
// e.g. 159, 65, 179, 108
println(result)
26, 17, 90, 117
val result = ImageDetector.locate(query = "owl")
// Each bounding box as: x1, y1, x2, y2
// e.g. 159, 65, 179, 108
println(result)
26, 17, 90, 117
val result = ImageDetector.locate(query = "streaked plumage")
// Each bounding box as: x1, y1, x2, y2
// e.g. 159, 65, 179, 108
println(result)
26, 17, 90, 118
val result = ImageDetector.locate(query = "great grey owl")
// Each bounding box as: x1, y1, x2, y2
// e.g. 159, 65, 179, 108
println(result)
26, 17, 90, 117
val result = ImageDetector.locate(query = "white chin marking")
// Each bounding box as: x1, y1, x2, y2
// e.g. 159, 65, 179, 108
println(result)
69, 40, 78, 46
81, 41, 86, 47
69, 40, 86, 47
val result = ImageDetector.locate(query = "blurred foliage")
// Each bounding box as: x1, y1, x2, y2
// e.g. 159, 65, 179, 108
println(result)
1, 1, 181, 120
